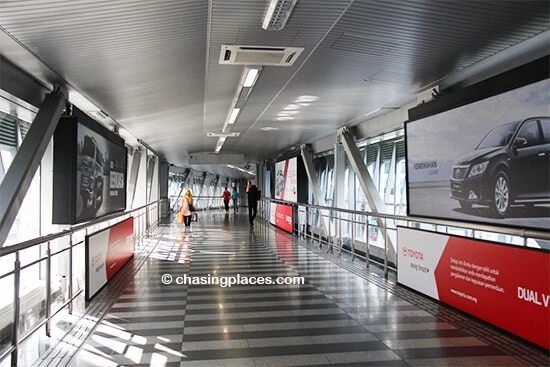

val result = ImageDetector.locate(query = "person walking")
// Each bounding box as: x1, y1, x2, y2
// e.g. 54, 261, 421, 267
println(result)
247, 183, 260, 226
222, 187, 231, 213
179, 189, 194, 228
231, 187, 239, 212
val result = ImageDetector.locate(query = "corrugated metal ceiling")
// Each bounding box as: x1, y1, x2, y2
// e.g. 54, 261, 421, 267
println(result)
0, 0, 548, 178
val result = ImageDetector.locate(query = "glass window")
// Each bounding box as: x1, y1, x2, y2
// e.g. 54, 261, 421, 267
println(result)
516, 119, 541, 147
539, 118, 550, 144
0, 94, 39, 246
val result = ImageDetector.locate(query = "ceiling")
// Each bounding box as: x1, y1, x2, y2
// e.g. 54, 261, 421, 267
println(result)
0, 0, 548, 178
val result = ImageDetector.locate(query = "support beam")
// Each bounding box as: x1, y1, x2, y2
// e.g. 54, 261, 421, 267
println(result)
337, 127, 396, 269
146, 155, 156, 202
338, 127, 387, 214
300, 145, 330, 238
333, 143, 346, 209
128, 149, 142, 209
0, 91, 65, 247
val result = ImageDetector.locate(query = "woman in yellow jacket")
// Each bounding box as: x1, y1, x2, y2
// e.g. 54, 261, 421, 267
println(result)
179, 189, 194, 227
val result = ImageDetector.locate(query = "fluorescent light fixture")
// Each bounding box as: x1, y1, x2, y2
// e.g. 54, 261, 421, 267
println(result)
215, 136, 226, 153
69, 91, 100, 112
262, 0, 297, 31
227, 108, 240, 125
226, 164, 255, 175
243, 68, 260, 87
364, 107, 382, 117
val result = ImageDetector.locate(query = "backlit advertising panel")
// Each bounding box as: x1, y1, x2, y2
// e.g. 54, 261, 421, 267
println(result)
77, 123, 127, 222
406, 78, 549, 230
274, 157, 297, 202
53, 113, 127, 224
397, 227, 549, 349
86, 217, 134, 300
269, 202, 293, 233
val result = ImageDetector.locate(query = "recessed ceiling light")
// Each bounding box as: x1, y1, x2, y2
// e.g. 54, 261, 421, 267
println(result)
261, 127, 280, 131
295, 95, 318, 103
283, 104, 299, 110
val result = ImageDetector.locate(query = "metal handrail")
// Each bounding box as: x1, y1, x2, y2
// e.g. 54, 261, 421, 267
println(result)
0, 200, 161, 257
0, 200, 161, 365
264, 198, 550, 241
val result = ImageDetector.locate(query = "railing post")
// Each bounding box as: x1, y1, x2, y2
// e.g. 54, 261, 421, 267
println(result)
321, 209, 325, 247
68, 234, 73, 314
384, 217, 389, 278
327, 210, 332, 253
11, 253, 21, 367
351, 213, 355, 261
365, 215, 370, 269
338, 212, 342, 253
46, 241, 52, 336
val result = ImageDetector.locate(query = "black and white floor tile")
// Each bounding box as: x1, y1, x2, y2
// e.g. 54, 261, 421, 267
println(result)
35, 211, 548, 366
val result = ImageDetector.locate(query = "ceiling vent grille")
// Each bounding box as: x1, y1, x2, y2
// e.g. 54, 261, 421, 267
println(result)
219, 45, 303, 66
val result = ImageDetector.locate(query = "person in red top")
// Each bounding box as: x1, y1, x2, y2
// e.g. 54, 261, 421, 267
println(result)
222, 187, 231, 213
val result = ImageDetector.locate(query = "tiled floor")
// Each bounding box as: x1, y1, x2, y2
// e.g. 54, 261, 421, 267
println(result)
32, 210, 548, 366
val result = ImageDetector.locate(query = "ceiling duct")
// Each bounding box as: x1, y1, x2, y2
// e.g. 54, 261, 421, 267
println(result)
219, 45, 304, 66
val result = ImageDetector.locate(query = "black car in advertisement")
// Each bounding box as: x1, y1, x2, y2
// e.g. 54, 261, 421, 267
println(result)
450, 117, 549, 217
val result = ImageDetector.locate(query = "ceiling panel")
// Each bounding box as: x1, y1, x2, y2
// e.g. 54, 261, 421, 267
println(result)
0, 0, 548, 179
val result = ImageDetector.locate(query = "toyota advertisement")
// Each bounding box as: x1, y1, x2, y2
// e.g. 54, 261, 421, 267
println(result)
269, 202, 293, 233
397, 227, 549, 349
86, 218, 134, 300
406, 78, 549, 230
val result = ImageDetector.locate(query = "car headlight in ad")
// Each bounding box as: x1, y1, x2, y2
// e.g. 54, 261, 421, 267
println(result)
468, 161, 489, 177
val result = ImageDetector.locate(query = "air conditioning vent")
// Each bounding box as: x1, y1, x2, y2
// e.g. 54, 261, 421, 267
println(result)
219, 45, 303, 66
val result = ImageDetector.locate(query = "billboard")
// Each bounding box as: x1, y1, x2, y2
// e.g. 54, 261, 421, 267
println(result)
397, 227, 549, 349
406, 78, 549, 230
274, 157, 297, 202
269, 202, 293, 233
53, 114, 127, 224
85, 217, 134, 300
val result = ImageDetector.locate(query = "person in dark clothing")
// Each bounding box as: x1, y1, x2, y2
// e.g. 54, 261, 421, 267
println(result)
247, 184, 260, 226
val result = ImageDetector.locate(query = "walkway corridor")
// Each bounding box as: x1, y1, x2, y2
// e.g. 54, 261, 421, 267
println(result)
34, 210, 548, 366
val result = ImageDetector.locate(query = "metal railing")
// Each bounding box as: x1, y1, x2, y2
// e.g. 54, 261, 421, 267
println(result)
259, 198, 550, 277
0, 201, 161, 366
169, 195, 232, 212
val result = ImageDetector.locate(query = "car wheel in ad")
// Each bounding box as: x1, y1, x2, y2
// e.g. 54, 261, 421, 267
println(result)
491, 171, 511, 217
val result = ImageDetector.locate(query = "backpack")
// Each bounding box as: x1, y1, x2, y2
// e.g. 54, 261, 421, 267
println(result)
257, 190, 261, 200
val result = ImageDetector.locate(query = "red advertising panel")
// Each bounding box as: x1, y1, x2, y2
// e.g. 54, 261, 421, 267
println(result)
398, 227, 549, 349
86, 217, 135, 300
269, 202, 293, 233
